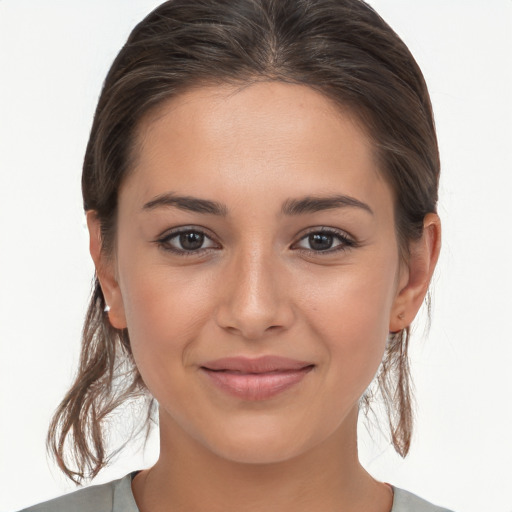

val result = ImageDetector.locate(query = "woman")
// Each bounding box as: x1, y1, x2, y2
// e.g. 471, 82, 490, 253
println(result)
19, 0, 450, 510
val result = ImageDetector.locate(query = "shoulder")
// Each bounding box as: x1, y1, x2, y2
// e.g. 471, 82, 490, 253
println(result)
391, 486, 455, 512
18, 473, 139, 512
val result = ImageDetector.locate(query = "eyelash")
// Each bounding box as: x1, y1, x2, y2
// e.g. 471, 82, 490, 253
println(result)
293, 227, 358, 255
155, 226, 358, 257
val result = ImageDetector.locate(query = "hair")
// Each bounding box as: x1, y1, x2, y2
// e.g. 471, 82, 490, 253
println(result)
47, 0, 439, 484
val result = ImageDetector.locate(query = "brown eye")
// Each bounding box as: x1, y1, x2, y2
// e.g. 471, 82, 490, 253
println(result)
308, 233, 335, 251
293, 228, 356, 254
156, 228, 218, 255
179, 231, 205, 251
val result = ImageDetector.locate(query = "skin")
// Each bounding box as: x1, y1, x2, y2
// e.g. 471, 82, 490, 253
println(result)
88, 82, 441, 512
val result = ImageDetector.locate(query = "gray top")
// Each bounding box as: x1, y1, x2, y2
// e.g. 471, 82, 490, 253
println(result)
19, 472, 454, 512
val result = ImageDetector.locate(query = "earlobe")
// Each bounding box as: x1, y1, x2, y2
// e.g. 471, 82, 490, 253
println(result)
389, 213, 441, 333
86, 211, 127, 330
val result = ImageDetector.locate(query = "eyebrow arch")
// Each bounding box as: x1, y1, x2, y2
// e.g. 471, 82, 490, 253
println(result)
281, 194, 374, 216
143, 193, 228, 216
142, 192, 373, 216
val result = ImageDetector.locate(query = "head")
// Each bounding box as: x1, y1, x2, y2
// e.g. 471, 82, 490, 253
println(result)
48, 0, 440, 483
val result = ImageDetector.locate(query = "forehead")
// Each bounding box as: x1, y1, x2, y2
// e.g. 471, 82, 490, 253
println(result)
136, 81, 372, 162
124, 81, 391, 216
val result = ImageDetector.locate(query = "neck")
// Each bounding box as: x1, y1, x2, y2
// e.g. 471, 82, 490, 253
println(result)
132, 407, 392, 512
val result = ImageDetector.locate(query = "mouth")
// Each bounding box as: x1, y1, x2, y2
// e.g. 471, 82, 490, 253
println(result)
200, 356, 315, 401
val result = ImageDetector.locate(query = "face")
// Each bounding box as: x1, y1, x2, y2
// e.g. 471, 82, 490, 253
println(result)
100, 82, 410, 464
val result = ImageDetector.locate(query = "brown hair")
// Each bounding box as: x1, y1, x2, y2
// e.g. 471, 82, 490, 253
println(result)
47, 0, 439, 484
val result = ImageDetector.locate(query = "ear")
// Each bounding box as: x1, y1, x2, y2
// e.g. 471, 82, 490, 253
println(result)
389, 213, 442, 333
86, 211, 127, 329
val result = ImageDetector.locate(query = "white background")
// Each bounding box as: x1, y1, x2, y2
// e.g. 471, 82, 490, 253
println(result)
0, 1, 511, 511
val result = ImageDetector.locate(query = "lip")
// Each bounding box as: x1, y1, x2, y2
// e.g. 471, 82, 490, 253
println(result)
200, 356, 314, 401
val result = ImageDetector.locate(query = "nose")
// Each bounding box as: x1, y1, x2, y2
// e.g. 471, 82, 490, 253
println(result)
214, 245, 295, 340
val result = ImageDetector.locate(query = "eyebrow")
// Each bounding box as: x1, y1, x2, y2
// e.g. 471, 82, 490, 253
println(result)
143, 193, 228, 216
142, 193, 373, 216
281, 194, 374, 216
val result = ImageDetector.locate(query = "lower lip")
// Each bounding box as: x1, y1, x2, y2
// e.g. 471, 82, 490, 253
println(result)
201, 367, 314, 401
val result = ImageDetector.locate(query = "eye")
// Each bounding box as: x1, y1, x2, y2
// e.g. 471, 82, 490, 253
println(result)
293, 228, 356, 254
155, 228, 219, 256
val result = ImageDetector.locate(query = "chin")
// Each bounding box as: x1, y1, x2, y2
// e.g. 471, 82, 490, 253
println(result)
193, 416, 324, 466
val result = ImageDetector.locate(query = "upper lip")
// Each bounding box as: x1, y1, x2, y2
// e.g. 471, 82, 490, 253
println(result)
201, 356, 314, 373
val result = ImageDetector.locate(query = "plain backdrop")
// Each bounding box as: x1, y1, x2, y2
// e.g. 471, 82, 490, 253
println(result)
0, 1, 511, 511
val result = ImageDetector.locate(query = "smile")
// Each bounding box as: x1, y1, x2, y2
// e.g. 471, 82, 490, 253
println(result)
200, 356, 315, 401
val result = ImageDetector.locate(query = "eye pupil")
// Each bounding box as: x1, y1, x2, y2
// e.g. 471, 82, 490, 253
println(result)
180, 232, 204, 250
309, 233, 333, 251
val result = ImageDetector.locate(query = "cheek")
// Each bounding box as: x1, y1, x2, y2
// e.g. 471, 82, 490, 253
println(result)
117, 258, 216, 386
298, 259, 397, 396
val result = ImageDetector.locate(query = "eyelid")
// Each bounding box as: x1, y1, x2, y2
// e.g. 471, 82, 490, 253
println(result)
154, 225, 358, 257
154, 226, 220, 256
291, 226, 357, 254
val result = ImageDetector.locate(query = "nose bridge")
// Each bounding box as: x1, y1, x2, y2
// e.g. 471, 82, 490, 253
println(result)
215, 239, 293, 339
237, 243, 276, 307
